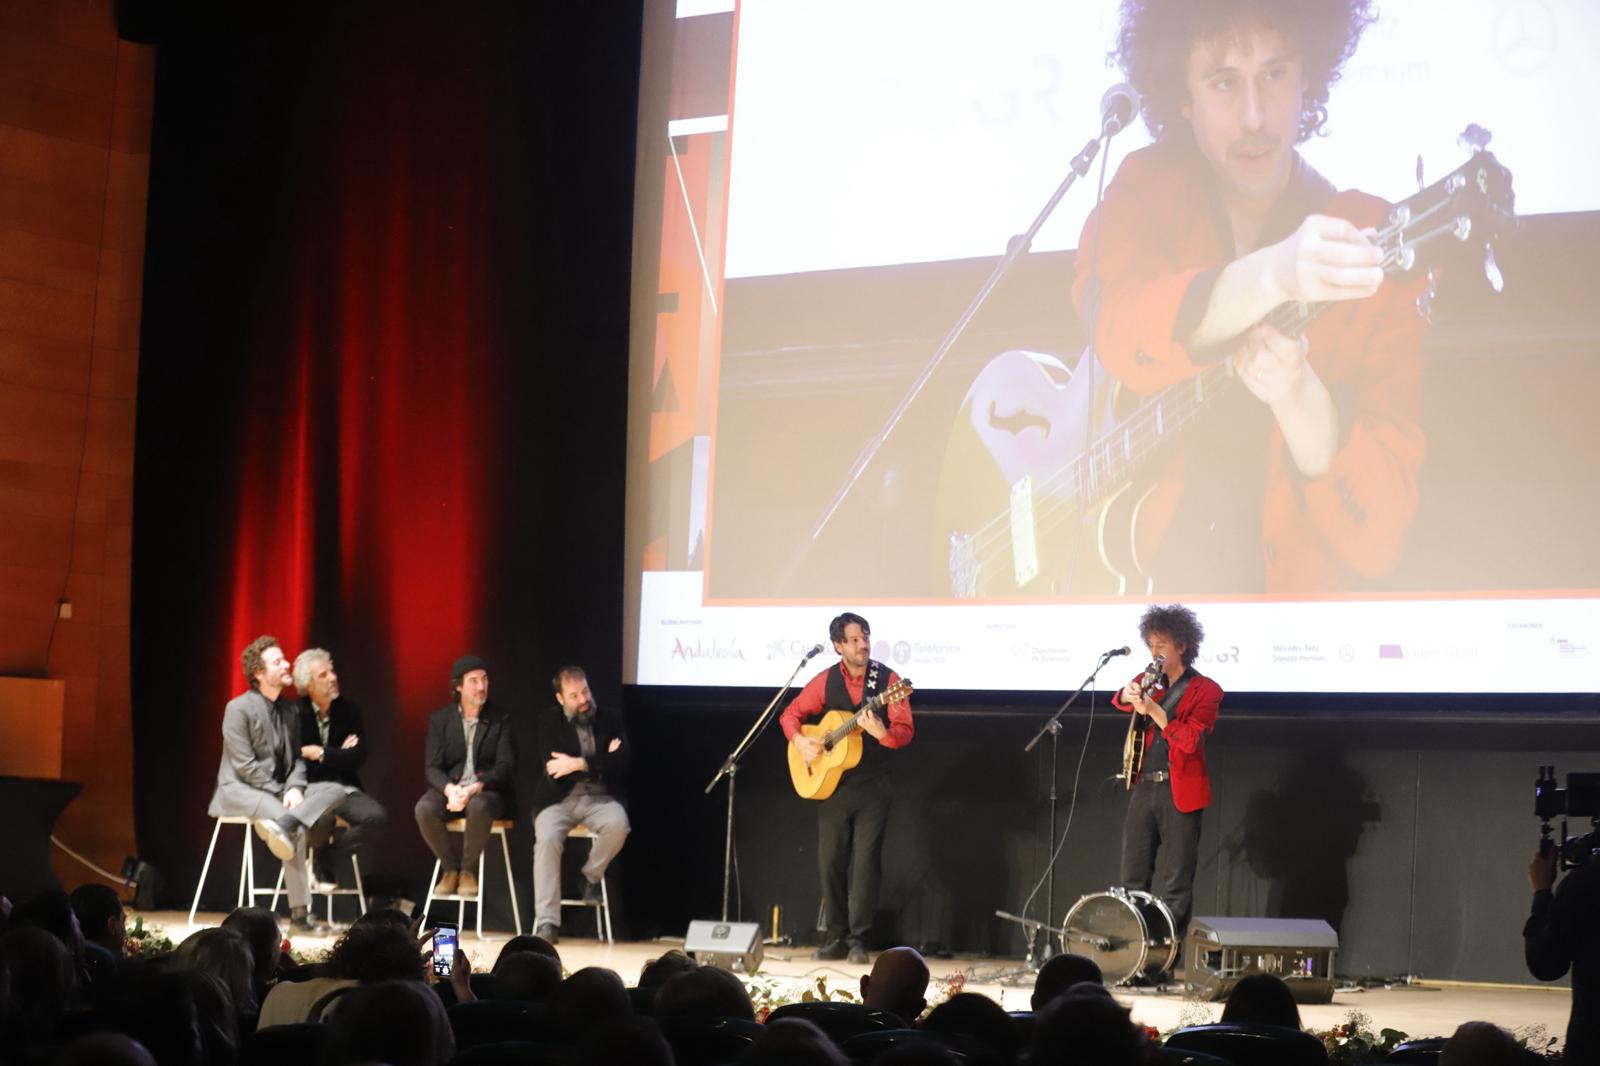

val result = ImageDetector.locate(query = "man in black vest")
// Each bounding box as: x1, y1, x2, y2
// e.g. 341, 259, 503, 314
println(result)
414, 655, 515, 899
781, 612, 915, 964
530, 665, 630, 943
292, 648, 389, 889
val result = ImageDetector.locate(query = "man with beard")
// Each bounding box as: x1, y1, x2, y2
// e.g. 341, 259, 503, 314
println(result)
292, 648, 389, 890
1073, 0, 1428, 594
530, 666, 630, 943
209, 635, 345, 932
415, 655, 515, 899
781, 612, 914, 964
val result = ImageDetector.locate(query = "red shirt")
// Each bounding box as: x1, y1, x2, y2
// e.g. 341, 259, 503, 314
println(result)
1112, 668, 1222, 814
780, 662, 915, 749
1073, 142, 1429, 591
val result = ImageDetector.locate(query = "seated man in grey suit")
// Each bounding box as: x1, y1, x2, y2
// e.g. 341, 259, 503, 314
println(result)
208, 634, 347, 932
531, 665, 629, 944
415, 655, 515, 899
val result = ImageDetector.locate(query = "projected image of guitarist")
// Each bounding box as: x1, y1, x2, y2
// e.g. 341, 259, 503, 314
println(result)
1081, 0, 1431, 594
939, 0, 1498, 598
780, 612, 915, 965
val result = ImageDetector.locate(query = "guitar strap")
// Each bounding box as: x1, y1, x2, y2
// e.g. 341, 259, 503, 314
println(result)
823, 659, 888, 714
863, 659, 885, 702
1157, 669, 1194, 717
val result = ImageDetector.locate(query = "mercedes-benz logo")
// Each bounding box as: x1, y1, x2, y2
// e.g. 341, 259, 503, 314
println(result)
1493, 0, 1556, 76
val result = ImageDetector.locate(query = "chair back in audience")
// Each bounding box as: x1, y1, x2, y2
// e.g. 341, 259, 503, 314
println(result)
468, 972, 498, 1000
447, 1040, 570, 1066
446, 999, 549, 1051
1007, 1009, 1036, 1044
245, 1022, 331, 1066
767, 1001, 904, 1042
1383, 1037, 1446, 1063
841, 1028, 945, 1064
629, 984, 659, 1016
1149, 1045, 1236, 1065
660, 1015, 765, 1066
1165, 1022, 1329, 1066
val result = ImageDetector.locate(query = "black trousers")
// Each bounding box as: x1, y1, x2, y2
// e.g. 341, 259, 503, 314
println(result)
817, 773, 891, 946
1120, 776, 1204, 936
414, 788, 504, 870
309, 789, 389, 873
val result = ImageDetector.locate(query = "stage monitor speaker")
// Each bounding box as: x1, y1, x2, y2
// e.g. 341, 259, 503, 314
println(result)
684, 919, 764, 973
1184, 917, 1338, 1004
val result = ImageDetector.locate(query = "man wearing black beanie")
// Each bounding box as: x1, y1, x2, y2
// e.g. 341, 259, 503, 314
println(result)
415, 655, 516, 898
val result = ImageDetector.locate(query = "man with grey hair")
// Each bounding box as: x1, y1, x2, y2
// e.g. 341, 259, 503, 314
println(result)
293, 648, 389, 890
209, 635, 346, 932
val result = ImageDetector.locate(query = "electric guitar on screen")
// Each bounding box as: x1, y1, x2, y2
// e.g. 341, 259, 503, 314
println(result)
788, 678, 914, 800
934, 130, 1515, 598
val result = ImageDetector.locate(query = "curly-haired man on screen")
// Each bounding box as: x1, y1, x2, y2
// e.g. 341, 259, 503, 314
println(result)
1076, 0, 1429, 595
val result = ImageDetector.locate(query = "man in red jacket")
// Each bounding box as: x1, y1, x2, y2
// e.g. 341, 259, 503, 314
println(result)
1113, 604, 1222, 946
1075, 0, 1427, 594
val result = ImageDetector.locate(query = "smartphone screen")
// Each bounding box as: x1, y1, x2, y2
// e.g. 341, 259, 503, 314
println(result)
431, 923, 458, 978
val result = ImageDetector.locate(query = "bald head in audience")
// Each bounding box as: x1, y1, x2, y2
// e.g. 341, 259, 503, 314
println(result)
860, 945, 930, 1023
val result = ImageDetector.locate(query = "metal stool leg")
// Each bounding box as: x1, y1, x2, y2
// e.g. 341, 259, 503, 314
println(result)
598, 875, 612, 944
270, 867, 284, 913
241, 829, 255, 910
498, 828, 522, 936
189, 818, 226, 926
423, 858, 442, 918
351, 854, 367, 916
475, 849, 487, 939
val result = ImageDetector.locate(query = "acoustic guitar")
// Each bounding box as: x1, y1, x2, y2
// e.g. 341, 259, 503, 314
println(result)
788, 679, 914, 800
934, 132, 1515, 597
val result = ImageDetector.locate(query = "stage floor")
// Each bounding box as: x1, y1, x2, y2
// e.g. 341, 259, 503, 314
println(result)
167, 910, 1572, 1047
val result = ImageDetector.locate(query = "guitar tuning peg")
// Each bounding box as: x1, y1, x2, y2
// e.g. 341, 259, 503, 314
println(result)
1415, 154, 1425, 192
1484, 242, 1504, 294
1457, 124, 1493, 154
1415, 269, 1438, 323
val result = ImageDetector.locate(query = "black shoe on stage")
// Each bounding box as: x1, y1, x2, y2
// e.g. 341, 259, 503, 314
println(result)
582, 879, 604, 904
847, 942, 869, 965
254, 817, 298, 861
289, 912, 327, 935
535, 922, 561, 945
814, 938, 849, 961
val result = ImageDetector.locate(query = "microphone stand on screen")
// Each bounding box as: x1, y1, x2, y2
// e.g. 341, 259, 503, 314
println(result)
770, 84, 1142, 595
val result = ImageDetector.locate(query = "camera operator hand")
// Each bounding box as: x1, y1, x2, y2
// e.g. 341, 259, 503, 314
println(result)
1528, 847, 1559, 893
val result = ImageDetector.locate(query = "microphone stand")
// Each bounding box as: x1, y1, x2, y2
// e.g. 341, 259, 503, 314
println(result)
1006, 649, 1119, 967
775, 117, 1123, 593
705, 650, 818, 923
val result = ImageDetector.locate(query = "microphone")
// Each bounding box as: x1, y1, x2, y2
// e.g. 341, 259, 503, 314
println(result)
1104, 646, 1131, 659
803, 643, 825, 662
1099, 82, 1140, 137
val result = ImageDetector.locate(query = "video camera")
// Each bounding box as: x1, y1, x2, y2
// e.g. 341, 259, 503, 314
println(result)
1534, 765, 1600, 870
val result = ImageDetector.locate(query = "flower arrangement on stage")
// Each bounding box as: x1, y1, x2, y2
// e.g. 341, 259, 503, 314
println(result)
738, 966, 970, 1023
740, 973, 859, 1022
122, 915, 173, 959
1310, 1011, 1410, 1064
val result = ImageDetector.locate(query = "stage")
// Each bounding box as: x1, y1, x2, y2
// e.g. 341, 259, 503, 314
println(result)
170, 910, 1572, 1048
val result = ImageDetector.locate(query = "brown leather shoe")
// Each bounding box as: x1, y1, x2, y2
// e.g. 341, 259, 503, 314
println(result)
456, 870, 479, 898
434, 869, 460, 896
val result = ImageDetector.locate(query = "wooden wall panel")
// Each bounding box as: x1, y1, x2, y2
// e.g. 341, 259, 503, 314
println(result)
0, 0, 152, 895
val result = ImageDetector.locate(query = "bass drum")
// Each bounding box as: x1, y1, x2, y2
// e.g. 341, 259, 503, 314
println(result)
1059, 888, 1178, 986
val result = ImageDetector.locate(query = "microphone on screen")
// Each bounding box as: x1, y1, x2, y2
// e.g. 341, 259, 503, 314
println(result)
1099, 82, 1140, 137
803, 643, 825, 662
1104, 646, 1131, 659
